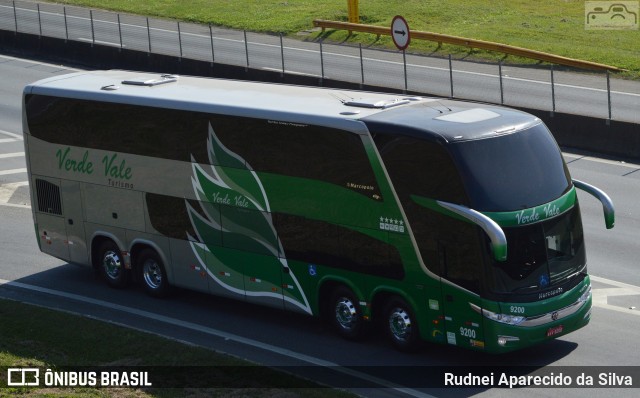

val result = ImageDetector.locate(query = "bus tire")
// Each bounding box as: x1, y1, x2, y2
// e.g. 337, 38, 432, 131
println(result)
383, 297, 420, 352
138, 248, 170, 298
98, 240, 129, 289
330, 286, 367, 341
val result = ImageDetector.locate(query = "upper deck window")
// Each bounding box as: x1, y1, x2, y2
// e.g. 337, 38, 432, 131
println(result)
449, 123, 572, 212
25, 95, 381, 200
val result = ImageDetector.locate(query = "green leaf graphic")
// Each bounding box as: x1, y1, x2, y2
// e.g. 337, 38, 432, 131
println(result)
186, 123, 311, 314
207, 124, 268, 211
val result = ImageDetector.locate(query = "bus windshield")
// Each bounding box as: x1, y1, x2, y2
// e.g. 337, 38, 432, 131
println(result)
449, 123, 572, 212
487, 204, 586, 298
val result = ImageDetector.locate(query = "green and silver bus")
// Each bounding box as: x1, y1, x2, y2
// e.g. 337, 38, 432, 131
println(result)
23, 71, 614, 353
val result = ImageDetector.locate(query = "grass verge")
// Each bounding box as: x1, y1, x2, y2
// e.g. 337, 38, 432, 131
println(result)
0, 299, 352, 397
44, 0, 640, 78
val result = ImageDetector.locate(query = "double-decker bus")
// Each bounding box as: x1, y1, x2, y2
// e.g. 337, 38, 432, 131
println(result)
22, 71, 614, 353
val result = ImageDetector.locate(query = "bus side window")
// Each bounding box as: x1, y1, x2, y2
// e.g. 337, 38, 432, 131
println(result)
274, 213, 404, 280
373, 134, 469, 276
26, 96, 211, 164
437, 225, 484, 294
373, 134, 467, 204
211, 116, 383, 200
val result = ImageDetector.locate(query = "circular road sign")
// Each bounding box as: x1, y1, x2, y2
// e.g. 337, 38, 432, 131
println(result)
391, 15, 411, 50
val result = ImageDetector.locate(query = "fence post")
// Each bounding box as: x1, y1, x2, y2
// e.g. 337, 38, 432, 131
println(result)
12, 1, 17, 34
449, 54, 454, 98
146, 17, 151, 54
244, 30, 249, 70
280, 33, 285, 77
209, 24, 215, 65
117, 14, 122, 51
359, 43, 364, 87
550, 65, 556, 115
90, 10, 94, 47
37, 4, 42, 38
177, 21, 183, 60
319, 41, 325, 84
498, 61, 504, 105
606, 70, 612, 123
63, 7, 68, 42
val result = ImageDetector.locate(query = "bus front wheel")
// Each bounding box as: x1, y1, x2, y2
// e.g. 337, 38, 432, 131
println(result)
383, 297, 420, 352
138, 248, 170, 298
98, 240, 129, 289
330, 286, 367, 341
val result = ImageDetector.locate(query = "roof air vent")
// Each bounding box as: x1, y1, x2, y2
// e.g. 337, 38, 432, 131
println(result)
344, 98, 410, 109
121, 74, 178, 87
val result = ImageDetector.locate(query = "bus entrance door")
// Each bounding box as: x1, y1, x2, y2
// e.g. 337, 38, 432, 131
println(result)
438, 241, 486, 350
60, 180, 88, 264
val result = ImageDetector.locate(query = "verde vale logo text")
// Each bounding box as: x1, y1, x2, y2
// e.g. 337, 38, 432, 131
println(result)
56, 147, 133, 188
514, 203, 561, 225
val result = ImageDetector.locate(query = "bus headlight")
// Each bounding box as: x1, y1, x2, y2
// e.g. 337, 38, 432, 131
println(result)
483, 310, 525, 326
469, 303, 525, 326
578, 285, 592, 303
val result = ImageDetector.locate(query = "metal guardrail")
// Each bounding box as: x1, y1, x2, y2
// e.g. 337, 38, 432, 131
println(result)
313, 19, 623, 72
0, 0, 635, 124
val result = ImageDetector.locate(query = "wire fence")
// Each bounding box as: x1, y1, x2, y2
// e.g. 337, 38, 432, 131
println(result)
1, 0, 637, 123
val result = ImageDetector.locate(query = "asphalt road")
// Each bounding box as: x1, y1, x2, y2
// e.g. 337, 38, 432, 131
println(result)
0, 0, 639, 123
1, 55, 640, 398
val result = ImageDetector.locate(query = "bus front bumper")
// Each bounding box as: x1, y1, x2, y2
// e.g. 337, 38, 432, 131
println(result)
482, 294, 592, 354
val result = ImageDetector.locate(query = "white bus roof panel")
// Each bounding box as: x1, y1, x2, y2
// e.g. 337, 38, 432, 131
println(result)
25, 70, 539, 142
25, 70, 438, 132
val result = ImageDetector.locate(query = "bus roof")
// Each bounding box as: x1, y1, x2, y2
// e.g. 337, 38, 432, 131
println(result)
25, 70, 539, 142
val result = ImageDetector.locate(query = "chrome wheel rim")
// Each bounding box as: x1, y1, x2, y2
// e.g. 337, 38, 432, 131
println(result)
335, 297, 358, 331
388, 307, 412, 342
142, 259, 162, 289
103, 250, 122, 280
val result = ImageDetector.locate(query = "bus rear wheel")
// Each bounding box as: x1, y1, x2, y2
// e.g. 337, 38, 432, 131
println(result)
384, 297, 420, 352
98, 240, 129, 289
138, 248, 169, 298
330, 286, 367, 341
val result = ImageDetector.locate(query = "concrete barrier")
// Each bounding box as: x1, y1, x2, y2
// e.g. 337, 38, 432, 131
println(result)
2, 30, 638, 160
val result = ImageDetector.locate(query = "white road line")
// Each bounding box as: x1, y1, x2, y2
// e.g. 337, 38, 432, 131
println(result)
563, 153, 640, 169
0, 152, 25, 159
261, 67, 321, 78
590, 275, 640, 317
0, 278, 434, 398
77, 37, 126, 48
0, 53, 79, 72
233, 39, 640, 98
0, 201, 30, 209
0, 129, 23, 140
0, 181, 29, 204
0, 168, 27, 176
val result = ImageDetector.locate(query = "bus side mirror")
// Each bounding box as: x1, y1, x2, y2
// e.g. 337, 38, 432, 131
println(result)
437, 201, 508, 262
572, 179, 615, 229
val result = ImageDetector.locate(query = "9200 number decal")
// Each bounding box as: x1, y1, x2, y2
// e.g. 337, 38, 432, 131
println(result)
460, 327, 476, 338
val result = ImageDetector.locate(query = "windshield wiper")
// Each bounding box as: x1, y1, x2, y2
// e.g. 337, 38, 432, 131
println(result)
511, 285, 538, 293
566, 265, 588, 280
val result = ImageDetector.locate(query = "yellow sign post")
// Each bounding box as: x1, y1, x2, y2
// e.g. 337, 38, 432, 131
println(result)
347, 0, 359, 23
